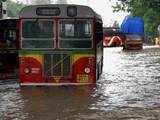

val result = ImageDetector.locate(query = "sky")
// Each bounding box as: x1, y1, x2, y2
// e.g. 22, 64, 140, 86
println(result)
69, 0, 129, 26
13, 0, 129, 26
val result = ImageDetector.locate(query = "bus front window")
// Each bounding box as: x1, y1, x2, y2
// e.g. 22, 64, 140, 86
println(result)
22, 19, 54, 49
59, 20, 92, 49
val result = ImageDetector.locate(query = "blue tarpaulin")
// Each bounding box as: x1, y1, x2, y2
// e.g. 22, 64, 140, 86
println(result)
120, 16, 144, 35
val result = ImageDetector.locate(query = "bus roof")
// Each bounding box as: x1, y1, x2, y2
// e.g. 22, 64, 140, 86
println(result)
19, 4, 102, 19
0, 18, 19, 29
0, 18, 19, 21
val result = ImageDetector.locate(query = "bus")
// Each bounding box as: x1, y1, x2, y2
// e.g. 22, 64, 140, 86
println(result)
19, 4, 103, 86
0, 19, 19, 80
103, 27, 125, 47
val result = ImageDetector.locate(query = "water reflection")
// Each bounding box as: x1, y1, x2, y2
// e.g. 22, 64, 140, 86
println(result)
0, 46, 160, 119
19, 85, 97, 120
0, 84, 28, 119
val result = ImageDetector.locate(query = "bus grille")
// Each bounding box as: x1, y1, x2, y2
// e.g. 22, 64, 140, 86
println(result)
44, 53, 70, 77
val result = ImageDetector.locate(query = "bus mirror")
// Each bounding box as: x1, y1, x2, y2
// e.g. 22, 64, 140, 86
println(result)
100, 32, 103, 40
96, 31, 103, 40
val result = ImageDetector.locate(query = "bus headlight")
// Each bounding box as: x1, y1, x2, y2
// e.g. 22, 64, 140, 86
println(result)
84, 67, 91, 74
24, 68, 30, 74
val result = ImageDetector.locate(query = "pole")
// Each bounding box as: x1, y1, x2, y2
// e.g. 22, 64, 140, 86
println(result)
0, 2, 2, 19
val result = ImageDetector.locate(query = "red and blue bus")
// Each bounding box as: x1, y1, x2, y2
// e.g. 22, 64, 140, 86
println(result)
19, 4, 103, 85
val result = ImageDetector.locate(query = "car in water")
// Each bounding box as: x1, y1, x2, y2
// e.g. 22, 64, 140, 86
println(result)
104, 35, 123, 47
103, 27, 125, 47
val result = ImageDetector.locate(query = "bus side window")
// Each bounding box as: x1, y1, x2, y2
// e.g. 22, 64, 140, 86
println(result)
0, 30, 5, 44
95, 21, 103, 43
6, 30, 16, 48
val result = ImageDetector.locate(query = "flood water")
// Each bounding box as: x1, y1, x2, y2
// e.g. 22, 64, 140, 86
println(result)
0, 46, 160, 120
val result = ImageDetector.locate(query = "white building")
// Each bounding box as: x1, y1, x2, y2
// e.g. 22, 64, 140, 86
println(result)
56, 0, 67, 4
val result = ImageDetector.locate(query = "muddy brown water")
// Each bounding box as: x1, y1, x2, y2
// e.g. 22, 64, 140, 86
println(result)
0, 46, 160, 120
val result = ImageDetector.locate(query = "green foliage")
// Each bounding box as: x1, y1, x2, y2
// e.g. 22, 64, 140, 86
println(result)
143, 9, 160, 37
0, 0, 7, 2
111, 0, 160, 38
6, 0, 25, 18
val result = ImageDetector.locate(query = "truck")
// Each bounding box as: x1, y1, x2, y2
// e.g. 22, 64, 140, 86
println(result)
121, 16, 144, 50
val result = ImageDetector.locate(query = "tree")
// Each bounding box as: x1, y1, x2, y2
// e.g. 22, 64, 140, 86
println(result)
112, 20, 119, 28
6, 0, 25, 18
0, 0, 7, 2
111, 0, 160, 38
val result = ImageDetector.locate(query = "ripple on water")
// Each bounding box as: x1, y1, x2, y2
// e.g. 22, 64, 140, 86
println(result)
0, 46, 160, 119
95, 46, 160, 111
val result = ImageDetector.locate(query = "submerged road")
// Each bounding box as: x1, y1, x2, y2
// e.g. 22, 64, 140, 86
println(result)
0, 46, 160, 120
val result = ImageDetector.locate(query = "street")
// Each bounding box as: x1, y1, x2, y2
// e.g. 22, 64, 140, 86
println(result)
0, 46, 160, 120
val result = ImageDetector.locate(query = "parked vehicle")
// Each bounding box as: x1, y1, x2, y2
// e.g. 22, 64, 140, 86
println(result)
103, 27, 125, 47
0, 19, 19, 80
121, 16, 144, 50
18, 4, 103, 86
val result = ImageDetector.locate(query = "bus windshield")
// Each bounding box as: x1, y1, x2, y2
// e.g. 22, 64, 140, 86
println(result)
22, 19, 54, 49
59, 19, 92, 49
